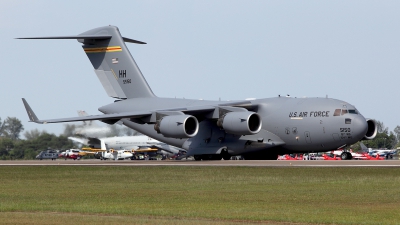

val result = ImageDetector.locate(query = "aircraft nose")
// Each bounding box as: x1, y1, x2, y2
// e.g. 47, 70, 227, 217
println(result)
352, 116, 368, 141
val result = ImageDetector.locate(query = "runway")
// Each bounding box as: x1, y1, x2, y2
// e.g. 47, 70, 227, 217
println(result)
1, 159, 400, 167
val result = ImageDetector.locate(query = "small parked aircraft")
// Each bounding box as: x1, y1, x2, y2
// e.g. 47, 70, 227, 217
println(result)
59, 149, 93, 160
93, 149, 133, 160
36, 149, 59, 160
322, 154, 341, 160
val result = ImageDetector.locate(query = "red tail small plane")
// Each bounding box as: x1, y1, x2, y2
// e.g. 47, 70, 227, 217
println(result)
363, 153, 384, 160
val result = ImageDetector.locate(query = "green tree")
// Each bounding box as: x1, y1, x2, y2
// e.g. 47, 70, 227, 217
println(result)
3, 117, 24, 140
0, 138, 14, 160
24, 128, 45, 140
12, 132, 76, 159
393, 125, 400, 143
375, 120, 388, 134
362, 132, 395, 149
0, 117, 4, 137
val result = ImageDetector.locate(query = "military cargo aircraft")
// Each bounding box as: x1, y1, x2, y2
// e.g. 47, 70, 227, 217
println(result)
19, 25, 377, 160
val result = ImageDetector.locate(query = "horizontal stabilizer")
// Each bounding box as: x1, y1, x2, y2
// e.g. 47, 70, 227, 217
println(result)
16, 35, 146, 44
122, 37, 147, 44
18, 25, 151, 99
16, 35, 112, 40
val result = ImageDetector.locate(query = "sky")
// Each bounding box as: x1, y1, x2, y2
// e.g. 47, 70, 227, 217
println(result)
1, 0, 400, 136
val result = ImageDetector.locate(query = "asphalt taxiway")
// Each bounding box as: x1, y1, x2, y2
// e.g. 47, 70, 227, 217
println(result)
1, 159, 400, 167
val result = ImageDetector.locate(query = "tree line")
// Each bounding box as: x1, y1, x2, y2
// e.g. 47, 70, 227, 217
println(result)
0, 116, 399, 160
350, 121, 400, 151
0, 117, 75, 160
0, 116, 139, 160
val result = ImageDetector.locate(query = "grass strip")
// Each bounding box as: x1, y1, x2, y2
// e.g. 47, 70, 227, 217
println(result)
0, 166, 399, 224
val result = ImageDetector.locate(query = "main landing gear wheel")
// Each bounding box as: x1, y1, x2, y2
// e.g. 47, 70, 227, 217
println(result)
222, 154, 231, 160
340, 152, 353, 160
194, 155, 201, 161
221, 149, 231, 160
347, 152, 353, 160
201, 155, 222, 160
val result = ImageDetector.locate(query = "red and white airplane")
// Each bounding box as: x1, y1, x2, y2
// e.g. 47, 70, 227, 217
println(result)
363, 153, 385, 160
331, 149, 368, 160
277, 154, 303, 160
59, 149, 93, 160
322, 154, 341, 160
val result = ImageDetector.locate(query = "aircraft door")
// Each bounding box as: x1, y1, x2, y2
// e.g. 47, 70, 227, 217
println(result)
304, 131, 312, 144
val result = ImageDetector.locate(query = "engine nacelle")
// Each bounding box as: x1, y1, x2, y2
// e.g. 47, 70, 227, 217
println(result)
218, 111, 262, 135
362, 119, 377, 140
154, 115, 199, 138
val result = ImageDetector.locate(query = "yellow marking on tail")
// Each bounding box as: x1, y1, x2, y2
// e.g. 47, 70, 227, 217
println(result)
84, 46, 122, 53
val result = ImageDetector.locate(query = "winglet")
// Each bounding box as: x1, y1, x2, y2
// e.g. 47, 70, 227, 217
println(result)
21, 98, 43, 124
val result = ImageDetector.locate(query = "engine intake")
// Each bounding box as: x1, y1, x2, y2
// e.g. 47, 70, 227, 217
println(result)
218, 111, 262, 135
363, 119, 377, 140
154, 115, 199, 138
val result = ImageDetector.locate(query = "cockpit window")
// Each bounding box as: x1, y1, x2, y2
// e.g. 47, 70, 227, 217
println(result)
333, 109, 341, 116
348, 109, 358, 114
334, 108, 359, 116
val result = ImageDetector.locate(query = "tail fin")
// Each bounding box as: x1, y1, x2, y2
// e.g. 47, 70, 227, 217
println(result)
78, 110, 95, 126
360, 142, 368, 151
77, 110, 89, 117
18, 26, 155, 99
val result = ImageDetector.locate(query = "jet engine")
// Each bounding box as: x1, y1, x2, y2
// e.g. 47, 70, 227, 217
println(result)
217, 111, 262, 135
363, 119, 377, 140
154, 115, 199, 138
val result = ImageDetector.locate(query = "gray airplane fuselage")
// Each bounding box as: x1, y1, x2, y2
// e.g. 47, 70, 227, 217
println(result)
99, 96, 367, 156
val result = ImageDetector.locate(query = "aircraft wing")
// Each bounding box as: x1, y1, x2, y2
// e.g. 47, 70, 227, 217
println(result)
78, 151, 95, 156
81, 147, 105, 152
150, 144, 185, 154
23, 98, 152, 124
133, 147, 159, 153
22, 98, 253, 124
120, 144, 182, 154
